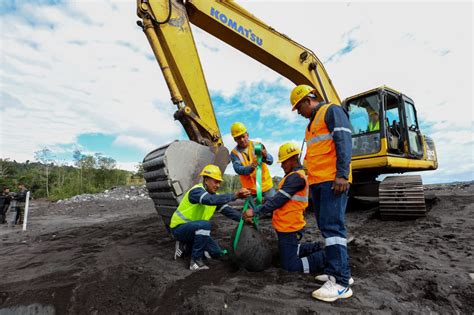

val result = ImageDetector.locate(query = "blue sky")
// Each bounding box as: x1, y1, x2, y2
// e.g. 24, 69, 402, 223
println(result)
0, 1, 472, 183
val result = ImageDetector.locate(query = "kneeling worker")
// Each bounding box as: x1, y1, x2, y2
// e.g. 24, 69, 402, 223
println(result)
170, 164, 251, 271
244, 142, 325, 274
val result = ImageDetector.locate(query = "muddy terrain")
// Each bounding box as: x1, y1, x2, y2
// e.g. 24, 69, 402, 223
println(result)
0, 183, 473, 314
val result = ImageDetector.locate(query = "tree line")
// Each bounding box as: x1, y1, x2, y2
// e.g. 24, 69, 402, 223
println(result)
0, 148, 134, 201
0, 149, 282, 201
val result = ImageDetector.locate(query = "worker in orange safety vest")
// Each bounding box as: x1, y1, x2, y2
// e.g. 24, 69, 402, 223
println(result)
244, 142, 326, 274
230, 122, 276, 199
290, 84, 353, 302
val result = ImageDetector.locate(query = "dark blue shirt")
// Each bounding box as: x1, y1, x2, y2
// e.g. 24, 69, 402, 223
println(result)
254, 166, 306, 216
188, 186, 241, 222
309, 103, 352, 179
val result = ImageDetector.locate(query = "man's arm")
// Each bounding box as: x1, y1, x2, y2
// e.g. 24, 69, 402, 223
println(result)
188, 187, 237, 206
254, 173, 306, 217
216, 204, 241, 222
230, 151, 254, 175
261, 145, 274, 165
325, 105, 352, 179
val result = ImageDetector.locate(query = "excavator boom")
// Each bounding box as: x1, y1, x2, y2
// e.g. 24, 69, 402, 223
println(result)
137, 0, 340, 146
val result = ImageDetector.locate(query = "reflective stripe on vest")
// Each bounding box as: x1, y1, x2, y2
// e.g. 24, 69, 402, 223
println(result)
304, 104, 352, 185
279, 189, 308, 202
169, 183, 217, 229
231, 141, 273, 194
272, 169, 308, 233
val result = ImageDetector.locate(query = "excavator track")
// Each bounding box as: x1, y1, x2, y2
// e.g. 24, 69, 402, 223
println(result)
143, 140, 229, 232
379, 175, 426, 219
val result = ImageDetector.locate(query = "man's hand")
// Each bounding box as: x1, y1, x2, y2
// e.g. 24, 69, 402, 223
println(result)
243, 208, 254, 224
261, 145, 267, 160
331, 177, 350, 195
250, 161, 258, 169
235, 188, 251, 199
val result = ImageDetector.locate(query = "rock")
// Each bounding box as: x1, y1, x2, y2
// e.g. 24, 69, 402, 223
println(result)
469, 273, 474, 281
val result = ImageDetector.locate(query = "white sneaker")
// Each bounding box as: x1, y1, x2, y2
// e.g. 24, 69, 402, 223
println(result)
315, 274, 354, 285
174, 241, 186, 260
189, 258, 209, 271
312, 276, 353, 302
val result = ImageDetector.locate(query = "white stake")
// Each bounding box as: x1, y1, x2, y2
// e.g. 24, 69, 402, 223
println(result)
22, 191, 30, 231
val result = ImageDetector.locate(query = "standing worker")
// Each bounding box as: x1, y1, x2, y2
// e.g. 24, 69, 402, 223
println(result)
14, 183, 28, 225
0, 186, 12, 224
290, 85, 353, 302
170, 164, 251, 271
230, 122, 276, 199
244, 142, 326, 274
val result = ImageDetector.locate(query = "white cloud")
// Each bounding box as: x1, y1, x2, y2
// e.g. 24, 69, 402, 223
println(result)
116, 161, 140, 173
1, 1, 472, 184
113, 135, 157, 152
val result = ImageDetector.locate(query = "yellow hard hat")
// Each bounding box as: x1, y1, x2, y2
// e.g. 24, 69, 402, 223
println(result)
231, 122, 247, 138
277, 142, 301, 163
200, 164, 223, 181
290, 84, 316, 110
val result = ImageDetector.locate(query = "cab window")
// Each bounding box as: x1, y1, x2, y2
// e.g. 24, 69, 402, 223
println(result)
347, 93, 381, 156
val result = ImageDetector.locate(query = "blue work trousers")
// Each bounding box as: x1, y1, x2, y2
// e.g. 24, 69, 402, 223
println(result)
171, 220, 222, 260
310, 181, 351, 286
277, 230, 325, 274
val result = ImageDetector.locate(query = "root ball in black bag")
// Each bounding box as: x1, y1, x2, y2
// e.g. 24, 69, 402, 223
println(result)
230, 224, 272, 272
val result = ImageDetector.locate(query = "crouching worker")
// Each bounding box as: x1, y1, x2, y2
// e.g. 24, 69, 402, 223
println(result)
170, 164, 251, 271
244, 142, 325, 274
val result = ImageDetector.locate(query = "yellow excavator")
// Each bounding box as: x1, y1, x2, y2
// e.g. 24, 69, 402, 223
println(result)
136, 0, 438, 229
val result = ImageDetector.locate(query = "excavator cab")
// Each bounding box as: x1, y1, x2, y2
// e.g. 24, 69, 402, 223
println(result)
343, 87, 438, 218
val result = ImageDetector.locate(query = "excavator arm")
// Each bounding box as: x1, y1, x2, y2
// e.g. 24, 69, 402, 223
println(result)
137, 0, 340, 147
136, 0, 343, 230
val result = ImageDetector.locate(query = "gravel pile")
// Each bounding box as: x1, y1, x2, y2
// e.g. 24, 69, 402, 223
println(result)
57, 186, 149, 204
425, 181, 473, 191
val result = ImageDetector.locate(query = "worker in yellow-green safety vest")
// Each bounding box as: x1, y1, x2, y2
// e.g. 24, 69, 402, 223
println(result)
170, 164, 251, 271
367, 108, 380, 132
230, 122, 276, 199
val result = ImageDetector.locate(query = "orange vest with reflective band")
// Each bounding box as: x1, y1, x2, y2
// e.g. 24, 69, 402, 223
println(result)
271, 169, 308, 232
304, 104, 352, 185
232, 141, 273, 194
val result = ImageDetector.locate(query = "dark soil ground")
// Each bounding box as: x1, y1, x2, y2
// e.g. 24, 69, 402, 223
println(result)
0, 183, 473, 314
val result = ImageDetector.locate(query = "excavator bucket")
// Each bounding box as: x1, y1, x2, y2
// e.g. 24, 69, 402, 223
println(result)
142, 140, 229, 232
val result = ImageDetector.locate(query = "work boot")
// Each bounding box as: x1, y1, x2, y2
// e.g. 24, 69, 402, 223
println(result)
174, 241, 187, 260
189, 258, 209, 271
315, 274, 354, 285
312, 276, 353, 302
